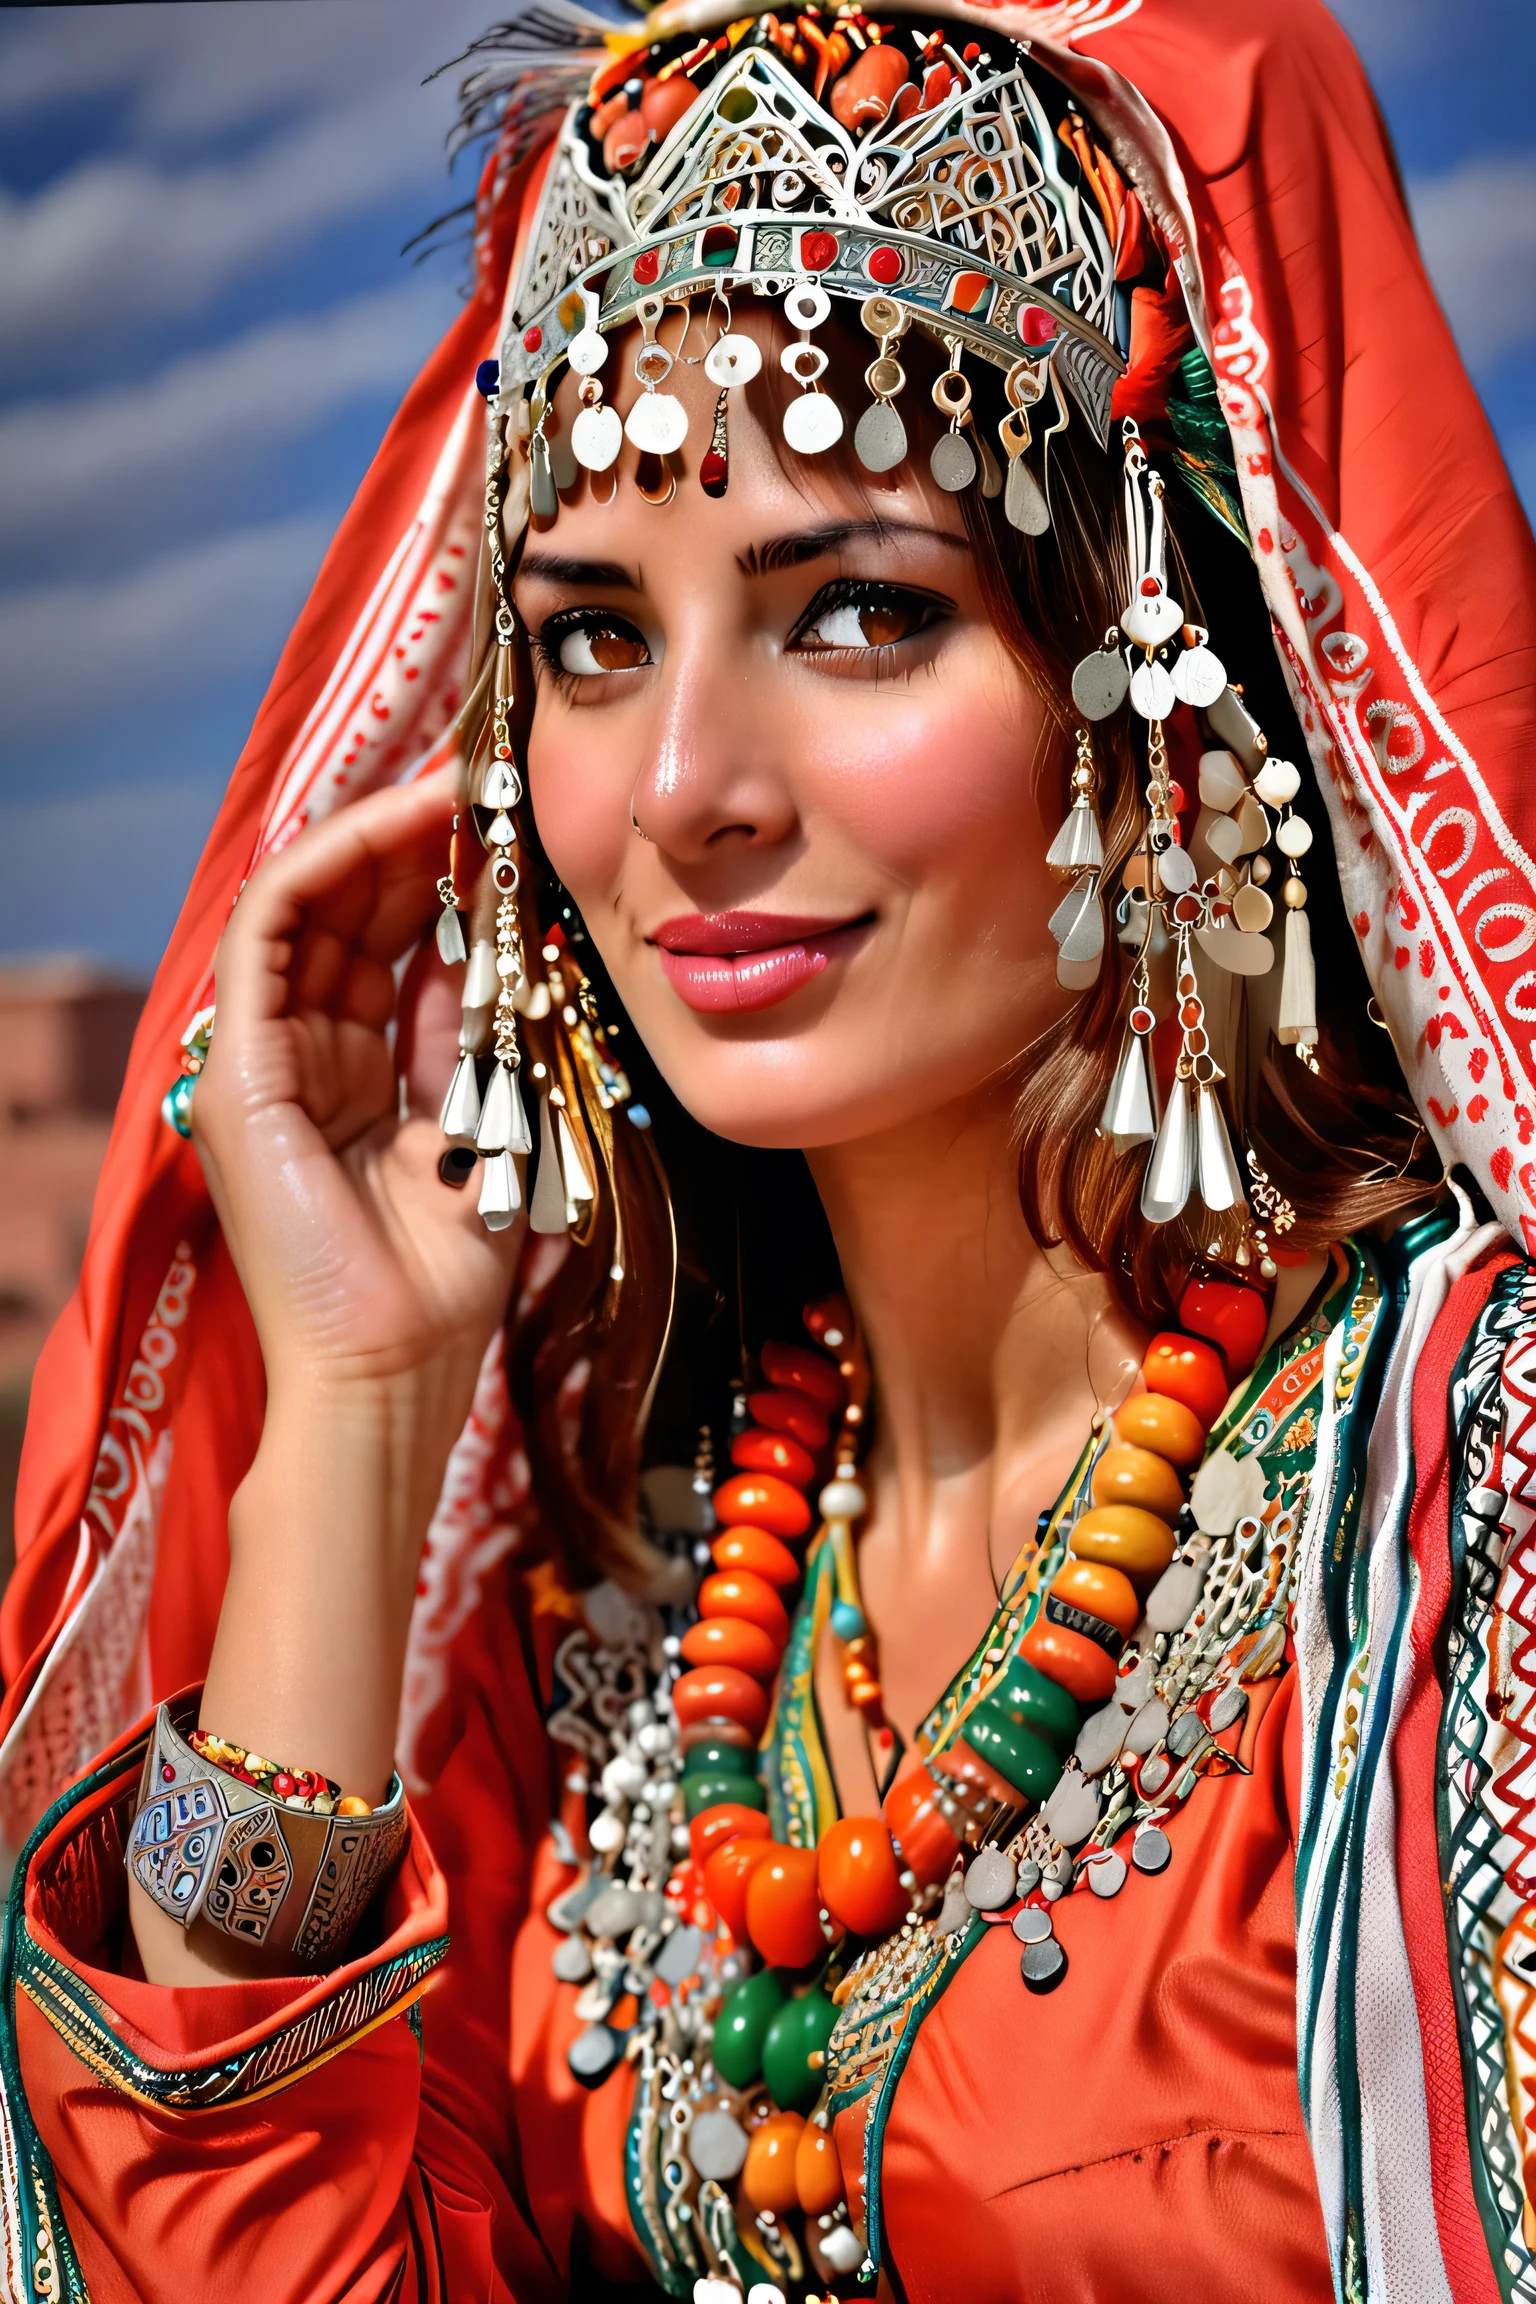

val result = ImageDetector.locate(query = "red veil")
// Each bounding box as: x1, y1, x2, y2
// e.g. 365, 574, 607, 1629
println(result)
3, 0, 1534, 2278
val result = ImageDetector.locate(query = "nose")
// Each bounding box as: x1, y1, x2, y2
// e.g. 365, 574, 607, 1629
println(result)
629, 630, 800, 861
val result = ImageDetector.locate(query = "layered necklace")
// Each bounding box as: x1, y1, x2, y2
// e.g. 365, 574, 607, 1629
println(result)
543, 1258, 1322, 2302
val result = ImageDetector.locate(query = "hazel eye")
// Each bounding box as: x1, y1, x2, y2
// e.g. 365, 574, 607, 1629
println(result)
542, 613, 652, 676
789, 582, 953, 654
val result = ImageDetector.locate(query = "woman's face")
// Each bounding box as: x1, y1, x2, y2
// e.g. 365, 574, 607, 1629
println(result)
516, 314, 1069, 1151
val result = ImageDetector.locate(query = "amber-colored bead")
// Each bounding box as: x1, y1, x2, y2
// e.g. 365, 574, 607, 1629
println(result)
712, 1472, 812, 1540
818, 1816, 908, 1937
759, 1340, 845, 1412
747, 1845, 837, 1968
741, 2111, 806, 2214
673, 1665, 769, 1738
699, 1569, 791, 1646
1070, 1504, 1177, 1577
711, 1526, 802, 1590
796, 2121, 845, 2214
689, 1803, 771, 1867
1049, 1556, 1140, 1638
883, 1763, 962, 1889
847, 1676, 886, 1722
1113, 1391, 1206, 1469
680, 1615, 782, 1678
746, 1389, 831, 1451
1178, 1277, 1270, 1378
731, 1427, 817, 1488
702, 1835, 775, 1940
1090, 1442, 1185, 1521
1021, 1616, 1117, 1702
1142, 1331, 1229, 1428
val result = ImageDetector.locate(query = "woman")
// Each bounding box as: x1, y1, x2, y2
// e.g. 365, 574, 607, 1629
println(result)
3, 0, 1534, 2298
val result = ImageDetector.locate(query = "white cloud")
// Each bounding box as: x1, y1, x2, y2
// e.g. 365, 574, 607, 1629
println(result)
1409, 154, 1536, 370
0, 510, 334, 741
0, 278, 458, 554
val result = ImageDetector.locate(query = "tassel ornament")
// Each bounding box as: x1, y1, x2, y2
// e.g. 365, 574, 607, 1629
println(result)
439, 1052, 483, 1147
529, 1086, 569, 1235
1141, 1079, 1195, 1224
477, 1150, 522, 1232
1279, 893, 1318, 1055
1101, 1027, 1159, 1151
1195, 1085, 1244, 1211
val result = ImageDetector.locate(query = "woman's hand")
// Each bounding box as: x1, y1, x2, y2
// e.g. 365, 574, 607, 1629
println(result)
194, 768, 518, 1399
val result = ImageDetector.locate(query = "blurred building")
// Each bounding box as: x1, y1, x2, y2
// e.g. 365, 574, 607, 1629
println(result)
0, 960, 145, 1582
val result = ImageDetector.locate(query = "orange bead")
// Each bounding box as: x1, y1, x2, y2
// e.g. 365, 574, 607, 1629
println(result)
746, 1389, 831, 1451
678, 1715, 756, 1757
702, 1835, 775, 1939
689, 1803, 771, 1867
731, 1428, 817, 1488
747, 1845, 835, 1968
712, 1472, 812, 1540
680, 1615, 782, 1678
759, 1340, 845, 1412
1021, 1616, 1117, 1702
673, 1665, 769, 1739
818, 1816, 908, 1937
1050, 1556, 1140, 1638
796, 2120, 845, 2214
699, 1570, 790, 1646
1142, 1331, 1229, 1429
883, 1764, 962, 1889
1113, 1390, 1206, 1469
712, 1526, 801, 1590
639, 72, 698, 139
1090, 1442, 1185, 1521
1070, 1504, 1177, 1577
741, 2111, 805, 2214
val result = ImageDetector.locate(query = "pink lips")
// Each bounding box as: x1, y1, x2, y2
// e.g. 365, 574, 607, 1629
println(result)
652, 911, 868, 1014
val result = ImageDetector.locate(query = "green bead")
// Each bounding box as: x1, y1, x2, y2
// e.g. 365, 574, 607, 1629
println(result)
979, 1656, 1079, 1752
713, 1968, 786, 2089
682, 1739, 757, 1783
683, 1772, 767, 1822
761, 1985, 838, 2114
962, 1709, 1062, 1804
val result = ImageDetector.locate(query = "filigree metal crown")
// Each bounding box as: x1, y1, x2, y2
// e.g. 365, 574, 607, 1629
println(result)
498, 9, 1124, 438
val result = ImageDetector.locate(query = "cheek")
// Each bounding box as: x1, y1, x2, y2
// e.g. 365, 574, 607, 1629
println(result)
527, 718, 632, 901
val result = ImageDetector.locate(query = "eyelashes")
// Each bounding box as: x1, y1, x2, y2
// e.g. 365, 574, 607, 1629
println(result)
533, 580, 956, 693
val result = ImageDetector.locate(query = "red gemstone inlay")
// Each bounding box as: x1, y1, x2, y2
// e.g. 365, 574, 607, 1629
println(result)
522, 325, 543, 353
1173, 893, 1202, 923
699, 451, 727, 489
867, 245, 902, 285
632, 248, 661, 285
161, 1763, 175, 1782
1018, 304, 1055, 346
1139, 574, 1160, 596
1129, 1006, 1155, 1033
800, 229, 839, 271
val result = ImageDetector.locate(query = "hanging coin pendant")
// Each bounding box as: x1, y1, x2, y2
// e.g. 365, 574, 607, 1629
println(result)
704, 333, 762, 387
1129, 656, 1177, 719
783, 391, 844, 455
1020, 1937, 1068, 1993
1004, 455, 1050, 535
854, 399, 907, 473
931, 429, 977, 492
1172, 641, 1227, 708
1071, 647, 1130, 720
572, 402, 623, 473
624, 391, 688, 456
1132, 1826, 1172, 1875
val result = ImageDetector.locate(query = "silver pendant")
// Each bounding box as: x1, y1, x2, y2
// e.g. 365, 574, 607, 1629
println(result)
704, 333, 762, 387
1195, 1083, 1244, 1211
1004, 455, 1049, 534
549, 426, 577, 493
1129, 656, 1176, 720
930, 430, 977, 492
1070, 647, 1129, 720
624, 391, 688, 456
1172, 640, 1226, 707
529, 434, 558, 521
435, 904, 467, 965
783, 391, 844, 455
1047, 876, 1104, 970
1141, 1079, 1195, 1224
853, 399, 907, 473
572, 402, 623, 472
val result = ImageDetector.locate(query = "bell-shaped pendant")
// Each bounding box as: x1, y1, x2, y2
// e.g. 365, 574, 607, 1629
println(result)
1048, 875, 1104, 991
1101, 1030, 1159, 1152
1141, 1079, 1195, 1224
529, 1091, 569, 1235
1046, 794, 1104, 876
1194, 1084, 1244, 1212
482, 757, 519, 809
435, 903, 468, 965
439, 1051, 483, 1146
463, 940, 499, 1010
529, 433, 558, 523
477, 1149, 521, 1233
557, 1109, 595, 1206
475, 1060, 532, 1156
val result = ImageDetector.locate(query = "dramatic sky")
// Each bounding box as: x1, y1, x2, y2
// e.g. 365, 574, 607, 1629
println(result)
0, 0, 1532, 974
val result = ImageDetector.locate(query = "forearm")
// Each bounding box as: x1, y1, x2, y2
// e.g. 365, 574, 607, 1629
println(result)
132, 1354, 480, 1986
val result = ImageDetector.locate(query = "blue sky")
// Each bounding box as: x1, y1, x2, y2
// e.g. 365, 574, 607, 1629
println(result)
0, 0, 1531, 976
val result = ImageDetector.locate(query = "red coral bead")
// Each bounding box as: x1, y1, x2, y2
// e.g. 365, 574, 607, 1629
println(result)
674, 1665, 770, 1738
699, 1569, 791, 1645
689, 1803, 771, 1867
731, 1428, 817, 1487
747, 1845, 836, 1968
1020, 1616, 1117, 1702
818, 1817, 908, 1936
703, 1834, 775, 1939
1176, 1278, 1270, 1379
1142, 1331, 1229, 1427
711, 1527, 801, 1590
680, 1615, 782, 1678
882, 1764, 961, 1889
713, 1472, 812, 1540
746, 1388, 830, 1450
799, 228, 839, 271
759, 1341, 845, 1412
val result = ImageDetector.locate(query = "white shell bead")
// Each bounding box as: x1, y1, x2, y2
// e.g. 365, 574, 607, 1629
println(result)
1197, 748, 1248, 812
1255, 758, 1301, 807
819, 1479, 867, 1520
1276, 814, 1314, 857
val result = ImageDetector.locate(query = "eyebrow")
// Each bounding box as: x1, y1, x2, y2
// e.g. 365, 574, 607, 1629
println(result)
739, 520, 970, 576
518, 552, 640, 589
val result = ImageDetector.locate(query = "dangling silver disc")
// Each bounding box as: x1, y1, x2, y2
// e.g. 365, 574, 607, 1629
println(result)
624, 391, 689, 455
1155, 842, 1197, 895
1129, 655, 1177, 720
1004, 455, 1049, 534
1171, 641, 1227, 707
783, 391, 844, 455
931, 430, 977, 492
704, 332, 762, 387
854, 399, 907, 473
1070, 647, 1129, 720
572, 402, 623, 472
567, 328, 608, 378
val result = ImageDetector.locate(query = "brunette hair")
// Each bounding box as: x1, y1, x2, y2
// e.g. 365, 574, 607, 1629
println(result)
486, 309, 1439, 1586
